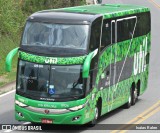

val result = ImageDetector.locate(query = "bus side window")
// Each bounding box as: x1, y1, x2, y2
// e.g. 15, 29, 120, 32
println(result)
90, 20, 102, 51
135, 12, 151, 37
101, 20, 111, 51
117, 18, 136, 42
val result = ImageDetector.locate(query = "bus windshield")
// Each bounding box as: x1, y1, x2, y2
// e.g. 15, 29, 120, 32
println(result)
17, 60, 84, 101
22, 22, 89, 50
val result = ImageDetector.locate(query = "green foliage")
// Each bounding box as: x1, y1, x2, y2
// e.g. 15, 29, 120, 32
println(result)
0, 0, 25, 38
0, 0, 85, 83
0, 36, 18, 87
21, 0, 85, 14
0, 0, 85, 38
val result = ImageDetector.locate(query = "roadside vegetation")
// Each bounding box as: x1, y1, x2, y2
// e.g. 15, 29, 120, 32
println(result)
0, 0, 85, 87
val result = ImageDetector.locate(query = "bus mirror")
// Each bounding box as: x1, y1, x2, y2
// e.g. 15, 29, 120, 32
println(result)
83, 49, 98, 78
6, 47, 19, 72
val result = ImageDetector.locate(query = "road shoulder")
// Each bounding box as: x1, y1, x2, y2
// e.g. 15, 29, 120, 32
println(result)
0, 81, 16, 95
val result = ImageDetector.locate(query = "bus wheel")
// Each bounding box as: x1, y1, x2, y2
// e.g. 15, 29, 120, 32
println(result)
88, 104, 99, 126
131, 88, 137, 105
123, 89, 131, 109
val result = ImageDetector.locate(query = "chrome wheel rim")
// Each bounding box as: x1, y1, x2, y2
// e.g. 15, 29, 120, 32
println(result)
128, 94, 131, 104
95, 107, 98, 120
134, 89, 137, 99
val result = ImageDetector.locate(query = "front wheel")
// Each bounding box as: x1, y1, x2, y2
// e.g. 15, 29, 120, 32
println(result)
88, 104, 99, 126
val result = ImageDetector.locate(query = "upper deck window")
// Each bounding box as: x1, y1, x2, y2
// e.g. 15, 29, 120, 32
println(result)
22, 22, 89, 50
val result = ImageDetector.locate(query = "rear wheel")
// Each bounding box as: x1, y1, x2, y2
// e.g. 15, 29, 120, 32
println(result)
123, 89, 131, 109
131, 88, 137, 105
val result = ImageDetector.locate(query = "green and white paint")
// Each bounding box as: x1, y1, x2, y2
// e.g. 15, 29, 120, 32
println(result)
134, 37, 148, 75
14, 33, 150, 124
19, 51, 86, 65
95, 34, 150, 113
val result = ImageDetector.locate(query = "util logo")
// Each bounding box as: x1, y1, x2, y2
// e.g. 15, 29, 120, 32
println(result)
45, 58, 57, 64
133, 37, 148, 75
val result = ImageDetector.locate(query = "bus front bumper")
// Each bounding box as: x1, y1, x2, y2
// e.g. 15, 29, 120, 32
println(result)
15, 105, 88, 124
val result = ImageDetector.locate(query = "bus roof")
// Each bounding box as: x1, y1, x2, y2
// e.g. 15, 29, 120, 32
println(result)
28, 11, 99, 24
28, 4, 150, 23
60, 4, 150, 18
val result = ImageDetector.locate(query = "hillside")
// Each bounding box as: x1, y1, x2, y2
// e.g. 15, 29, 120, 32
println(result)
0, 0, 85, 87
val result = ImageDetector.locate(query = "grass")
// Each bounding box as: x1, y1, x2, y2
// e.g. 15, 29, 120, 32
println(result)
0, 35, 19, 87
0, 69, 17, 87
0, 82, 6, 87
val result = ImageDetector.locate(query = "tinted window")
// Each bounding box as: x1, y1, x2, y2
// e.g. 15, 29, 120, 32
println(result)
135, 12, 151, 37
22, 22, 89, 50
101, 20, 111, 51
90, 18, 102, 51
117, 12, 150, 42
117, 17, 137, 42
17, 60, 84, 101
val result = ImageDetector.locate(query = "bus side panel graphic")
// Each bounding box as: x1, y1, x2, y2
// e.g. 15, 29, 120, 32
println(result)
94, 33, 150, 115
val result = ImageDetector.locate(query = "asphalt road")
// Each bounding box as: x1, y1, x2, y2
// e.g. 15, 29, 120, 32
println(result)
0, 0, 160, 133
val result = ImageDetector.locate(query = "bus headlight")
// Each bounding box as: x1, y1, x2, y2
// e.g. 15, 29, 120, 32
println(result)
69, 100, 88, 111
15, 100, 28, 107
69, 105, 84, 111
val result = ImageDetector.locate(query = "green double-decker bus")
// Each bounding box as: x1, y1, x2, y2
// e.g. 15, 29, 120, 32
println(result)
6, 4, 151, 125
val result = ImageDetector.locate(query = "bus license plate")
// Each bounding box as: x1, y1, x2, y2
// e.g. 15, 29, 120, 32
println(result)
41, 119, 53, 124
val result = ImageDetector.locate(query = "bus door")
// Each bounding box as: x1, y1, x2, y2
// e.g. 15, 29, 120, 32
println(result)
88, 16, 103, 93
110, 20, 117, 87
107, 20, 117, 112
111, 16, 137, 107
115, 16, 137, 103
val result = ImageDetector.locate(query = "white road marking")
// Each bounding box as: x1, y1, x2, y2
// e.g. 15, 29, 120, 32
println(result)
0, 88, 30, 133
0, 90, 15, 98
